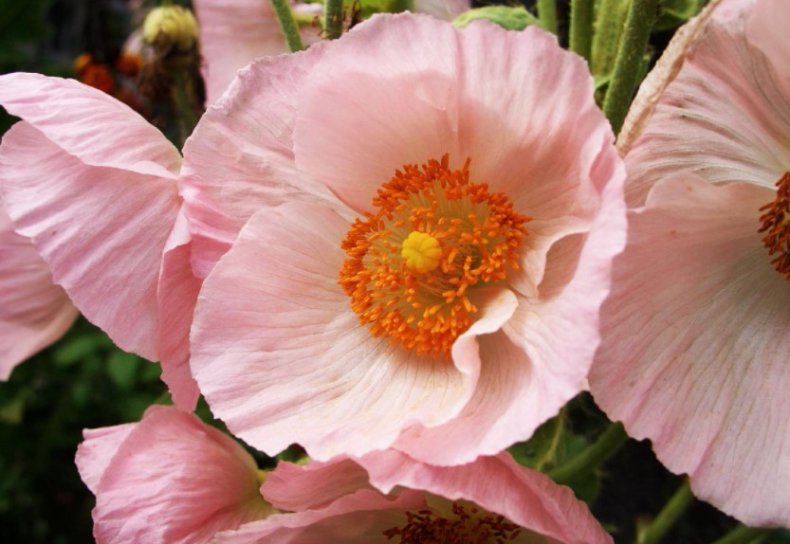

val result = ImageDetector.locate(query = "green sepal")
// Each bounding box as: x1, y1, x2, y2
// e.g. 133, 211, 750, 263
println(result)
453, 6, 540, 31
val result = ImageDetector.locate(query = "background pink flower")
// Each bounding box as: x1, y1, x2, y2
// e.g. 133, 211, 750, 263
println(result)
590, 0, 790, 526
216, 451, 613, 543
76, 405, 273, 544
0, 206, 78, 379
185, 14, 626, 465
192, 0, 471, 104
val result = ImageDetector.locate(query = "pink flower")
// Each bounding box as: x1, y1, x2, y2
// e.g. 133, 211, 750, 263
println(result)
590, 0, 790, 526
0, 73, 201, 408
0, 206, 78, 378
215, 450, 612, 543
184, 14, 626, 464
76, 405, 273, 544
192, 0, 471, 104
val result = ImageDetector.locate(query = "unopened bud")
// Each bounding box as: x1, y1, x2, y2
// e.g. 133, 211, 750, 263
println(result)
453, 6, 539, 31
143, 5, 199, 51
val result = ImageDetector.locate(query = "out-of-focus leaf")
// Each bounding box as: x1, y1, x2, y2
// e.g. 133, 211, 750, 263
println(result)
107, 351, 140, 390
655, 0, 702, 31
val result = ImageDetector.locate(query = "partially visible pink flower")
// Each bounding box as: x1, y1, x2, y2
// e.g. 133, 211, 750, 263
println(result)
184, 14, 626, 465
0, 73, 200, 408
590, 0, 790, 526
0, 206, 78, 379
216, 451, 613, 543
193, 0, 471, 104
76, 405, 274, 544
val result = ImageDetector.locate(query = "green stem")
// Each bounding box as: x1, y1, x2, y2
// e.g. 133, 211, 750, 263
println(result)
548, 422, 628, 484
637, 480, 694, 544
536, 0, 558, 34
602, 0, 658, 134
270, 0, 305, 52
323, 0, 344, 40
570, 0, 593, 61
712, 526, 777, 544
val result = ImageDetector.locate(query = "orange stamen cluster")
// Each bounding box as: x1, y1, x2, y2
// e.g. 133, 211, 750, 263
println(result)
383, 502, 522, 544
758, 172, 790, 279
338, 155, 529, 358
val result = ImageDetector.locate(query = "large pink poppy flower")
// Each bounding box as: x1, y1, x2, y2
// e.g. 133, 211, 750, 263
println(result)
215, 450, 613, 543
0, 206, 78, 378
0, 74, 200, 408
590, 0, 790, 526
76, 405, 273, 543
185, 14, 626, 465
193, 0, 471, 104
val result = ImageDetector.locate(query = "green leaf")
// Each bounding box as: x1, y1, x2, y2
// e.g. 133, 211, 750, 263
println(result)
54, 336, 101, 367
107, 351, 141, 390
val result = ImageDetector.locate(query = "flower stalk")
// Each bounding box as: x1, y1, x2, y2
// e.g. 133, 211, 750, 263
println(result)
323, 0, 344, 40
603, 0, 658, 133
536, 0, 557, 34
570, 0, 594, 61
548, 422, 628, 484
270, 0, 305, 52
637, 480, 694, 544
712, 526, 777, 544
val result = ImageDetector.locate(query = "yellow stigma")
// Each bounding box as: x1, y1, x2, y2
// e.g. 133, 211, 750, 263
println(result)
401, 231, 442, 273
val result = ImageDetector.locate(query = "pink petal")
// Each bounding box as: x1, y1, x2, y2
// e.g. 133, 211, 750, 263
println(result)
617, 0, 730, 155
88, 405, 271, 544
157, 209, 202, 410
294, 16, 610, 221
262, 456, 373, 511
215, 489, 425, 544
192, 0, 289, 104
181, 46, 345, 277
0, 73, 180, 177
75, 423, 135, 494
191, 201, 475, 460
359, 450, 613, 544
0, 96, 180, 359
591, 176, 790, 526
746, 0, 790, 75
0, 207, 77, 379
624, 19, 790, 205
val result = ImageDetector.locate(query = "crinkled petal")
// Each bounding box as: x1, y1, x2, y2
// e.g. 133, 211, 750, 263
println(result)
75, 423, 135, 495
591, 176, 790, 526
359, 451, 613, 544
262, 457, 373, 512
88, 405, 271, 544
624, 19, 790, 205
294, 16, 608, 223
0, 73, 181, 177
0, 207, 77, 379
0, 75, 181, 360
181, 45, 346, 278
0, 122, 180, 360
191, 201, 474, 460
158, 209, 202, 410
214, 489, 425, 544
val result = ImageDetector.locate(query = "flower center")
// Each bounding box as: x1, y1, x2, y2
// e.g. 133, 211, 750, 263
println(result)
339, 155, 529, 358
758, 171, 790, 279
383, 502, 522, 544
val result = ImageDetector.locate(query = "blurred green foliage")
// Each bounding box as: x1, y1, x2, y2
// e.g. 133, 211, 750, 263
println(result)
0, 320, 168, 543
